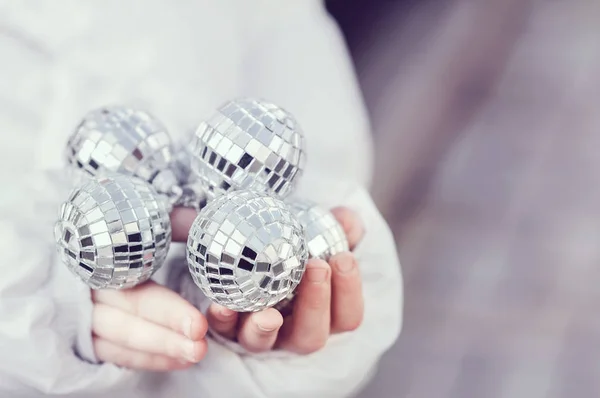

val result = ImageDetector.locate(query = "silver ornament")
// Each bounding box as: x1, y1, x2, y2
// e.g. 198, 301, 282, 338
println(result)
54, 173, 172, 289
171, 136, 208, 211
172, 131, 196, 185
169, 182, 207, 212
189, 98, 305, 199
65, 106, 185, 207
186, 190, 308, 312
273, 199, 349, 316
287, 198, 348, 260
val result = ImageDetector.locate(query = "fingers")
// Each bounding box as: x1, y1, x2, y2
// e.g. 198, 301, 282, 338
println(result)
329, 252, 364, 333
92, 303, 207, 363
237, 309, 284, 353
92, 281, 207, 341
170, 207, 198, 242
278, 259, 331, 354
206, 304, 239, 340
94, 338, 193, 371
330, 207, 364, 250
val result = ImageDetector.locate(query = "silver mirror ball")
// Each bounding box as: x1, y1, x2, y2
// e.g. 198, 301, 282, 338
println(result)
189, 98, 305, 200
171, 135, 209, 211
273, 199, 349, 315
186, 190, 308, 312
287, 198, 348, 260
65, 105, 188, 208
54, 174, 171, 289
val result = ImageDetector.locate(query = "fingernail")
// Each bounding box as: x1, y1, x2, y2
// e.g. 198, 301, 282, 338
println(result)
306, 267, 328, 284
181, 340, 197, 362
335, 257, 355, 274
256, 322, 278, 332
178, 359, 190, 365
182, 316, 193, 339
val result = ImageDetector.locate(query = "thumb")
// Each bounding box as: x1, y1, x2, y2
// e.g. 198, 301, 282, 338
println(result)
170, 207, 198, 242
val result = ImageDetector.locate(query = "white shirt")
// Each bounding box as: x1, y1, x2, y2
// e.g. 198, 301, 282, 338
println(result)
0, 1, 403, 397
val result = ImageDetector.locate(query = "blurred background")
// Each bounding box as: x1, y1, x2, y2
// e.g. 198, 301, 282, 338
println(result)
326, 0, 600, 397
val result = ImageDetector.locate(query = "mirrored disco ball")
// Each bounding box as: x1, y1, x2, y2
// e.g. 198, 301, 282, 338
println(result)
65, 106, 180, 199
287, 198, 348, 260
172, 131, 196, 185
189, 98, 305, 199
186, 190, 308, 312
54, 174, 171, 289
171, 137, 208, 211
273, 199, 349, 316
175, 182, 208, 211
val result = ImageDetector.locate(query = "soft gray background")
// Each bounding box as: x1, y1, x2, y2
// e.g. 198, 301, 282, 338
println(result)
327, 0, 600, 397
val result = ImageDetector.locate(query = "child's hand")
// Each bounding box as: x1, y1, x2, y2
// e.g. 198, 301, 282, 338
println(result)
90, 211, 210, 371
204, 207, 366, 354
